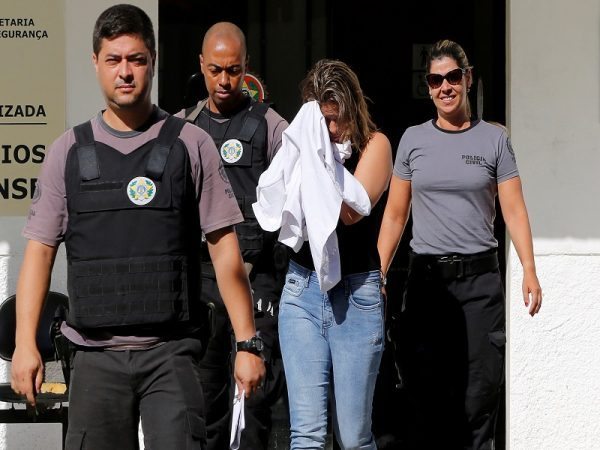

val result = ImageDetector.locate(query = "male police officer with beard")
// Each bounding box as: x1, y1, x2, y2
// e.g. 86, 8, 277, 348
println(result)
178, 22, 288, 450
11, 6, 264, 450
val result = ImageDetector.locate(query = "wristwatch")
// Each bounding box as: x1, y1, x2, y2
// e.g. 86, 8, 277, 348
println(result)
236, 335, 264, 355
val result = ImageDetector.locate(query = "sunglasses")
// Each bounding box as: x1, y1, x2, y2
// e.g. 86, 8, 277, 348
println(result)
425, 68, 466, 89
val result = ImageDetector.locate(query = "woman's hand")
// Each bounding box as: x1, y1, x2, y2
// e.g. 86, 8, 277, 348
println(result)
522, 269, 542, 316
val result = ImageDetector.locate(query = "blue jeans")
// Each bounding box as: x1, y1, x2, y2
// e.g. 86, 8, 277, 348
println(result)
279, 261, 384, 450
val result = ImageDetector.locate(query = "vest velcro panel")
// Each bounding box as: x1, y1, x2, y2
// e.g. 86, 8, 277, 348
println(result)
73, 122, 100, 181
145, 116, 186, 180
238, 101, 269, 142
68, 255, 188, 328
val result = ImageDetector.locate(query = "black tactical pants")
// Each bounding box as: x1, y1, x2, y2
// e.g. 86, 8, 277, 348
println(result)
66, 337, 206, 450
199, 271, 286, 450
400, 252, 506, 450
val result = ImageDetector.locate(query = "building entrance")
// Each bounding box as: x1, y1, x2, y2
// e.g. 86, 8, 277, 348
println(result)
158, 1, 507, 448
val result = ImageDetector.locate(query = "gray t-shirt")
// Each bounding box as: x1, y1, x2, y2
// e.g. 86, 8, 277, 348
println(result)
24, 107, 243, 347
394, 119, 519, 255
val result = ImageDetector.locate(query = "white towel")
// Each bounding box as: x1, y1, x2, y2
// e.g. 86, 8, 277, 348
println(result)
252, 101, 371, 292
230, 385, 245, 450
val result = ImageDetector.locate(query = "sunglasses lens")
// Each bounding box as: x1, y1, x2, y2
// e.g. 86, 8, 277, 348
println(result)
426, 74, 443, 89
446, 68, 464, 85
426, 68, 465, 89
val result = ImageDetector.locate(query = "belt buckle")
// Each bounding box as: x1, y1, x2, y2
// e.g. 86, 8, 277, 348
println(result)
439, 255, 464, 279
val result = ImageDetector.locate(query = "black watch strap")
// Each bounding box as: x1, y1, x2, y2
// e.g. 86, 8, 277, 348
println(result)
236, 335, 264, 355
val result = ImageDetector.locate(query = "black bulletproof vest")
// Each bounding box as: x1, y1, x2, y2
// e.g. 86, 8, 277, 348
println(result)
64, 116, 203, 330
193, 98, 269, 263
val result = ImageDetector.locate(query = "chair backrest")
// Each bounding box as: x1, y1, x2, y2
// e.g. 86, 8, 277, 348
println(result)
0, 291, 69, 362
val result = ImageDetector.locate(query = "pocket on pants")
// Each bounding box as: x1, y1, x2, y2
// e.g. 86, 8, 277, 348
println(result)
488, 329, 507, 388
488, 330, 506, 349
185, 409, 206, 447
349, 280, 382, 310
65, 430, 85, 450
282, 272, 306, 297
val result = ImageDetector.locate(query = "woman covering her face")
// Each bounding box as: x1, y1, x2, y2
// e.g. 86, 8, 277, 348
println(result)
378, 40, 542, 449
277, 59, 393, 449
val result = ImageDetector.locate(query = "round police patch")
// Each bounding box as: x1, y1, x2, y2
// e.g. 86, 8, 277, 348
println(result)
127, 176, 156, 205
221, 139, 243, 163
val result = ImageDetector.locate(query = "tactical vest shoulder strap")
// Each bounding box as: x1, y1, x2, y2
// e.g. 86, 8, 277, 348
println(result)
73, 121, 100, 181
184, 99, 209, 124
145, 116, 187, 180
238, 101, 269, 142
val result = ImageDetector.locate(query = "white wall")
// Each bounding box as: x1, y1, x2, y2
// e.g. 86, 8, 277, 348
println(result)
0, 1, 157, 449
508, 1, 600, 448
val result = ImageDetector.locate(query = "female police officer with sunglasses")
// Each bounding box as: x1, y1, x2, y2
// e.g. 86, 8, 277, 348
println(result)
378, 40, 542, 449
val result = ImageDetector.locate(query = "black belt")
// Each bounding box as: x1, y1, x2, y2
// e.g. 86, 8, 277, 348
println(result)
409, 249, 499, 279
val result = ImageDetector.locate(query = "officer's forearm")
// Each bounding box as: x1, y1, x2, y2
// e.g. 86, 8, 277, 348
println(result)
206, 227, 256, 341
15, 240, 57, 348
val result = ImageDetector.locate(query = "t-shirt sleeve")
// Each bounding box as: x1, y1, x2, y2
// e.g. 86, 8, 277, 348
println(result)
496, 131, 519, 183
392, 130, 413, 180
265, 108, 289, 162
179, 123, 244, 234
22, 130, 74, 246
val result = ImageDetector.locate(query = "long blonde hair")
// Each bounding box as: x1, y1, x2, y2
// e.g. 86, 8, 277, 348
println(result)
301, 59, 377, 151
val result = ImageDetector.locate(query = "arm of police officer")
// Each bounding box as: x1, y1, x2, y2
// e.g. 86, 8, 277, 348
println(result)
498, 176, 542, 317
206, 226, 266, 396
378, 176, 412, 283
340, 131, 393, 225
11, 240, 58, 406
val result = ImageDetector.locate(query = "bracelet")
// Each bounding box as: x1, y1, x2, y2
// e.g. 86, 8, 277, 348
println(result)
379, 269, 387, 287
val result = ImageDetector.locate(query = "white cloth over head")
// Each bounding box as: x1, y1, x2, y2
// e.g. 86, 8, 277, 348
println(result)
252, 100, 371, 292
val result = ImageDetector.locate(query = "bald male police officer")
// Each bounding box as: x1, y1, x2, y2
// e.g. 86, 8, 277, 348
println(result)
178, 22, 288, 450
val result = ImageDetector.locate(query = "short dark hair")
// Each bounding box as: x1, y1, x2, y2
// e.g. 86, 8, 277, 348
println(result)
93, 4, 155, 56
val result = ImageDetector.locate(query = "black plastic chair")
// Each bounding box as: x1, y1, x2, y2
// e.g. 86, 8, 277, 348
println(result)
0, 291, 70, 447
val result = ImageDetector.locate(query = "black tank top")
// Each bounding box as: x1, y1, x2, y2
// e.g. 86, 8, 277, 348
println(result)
291, 150, 383, 276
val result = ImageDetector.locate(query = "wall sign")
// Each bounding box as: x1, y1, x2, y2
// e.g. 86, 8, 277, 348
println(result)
0, 1, 65, 216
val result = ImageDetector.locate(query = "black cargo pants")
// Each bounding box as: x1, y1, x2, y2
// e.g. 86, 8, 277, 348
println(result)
66, 337, 207, 450
199, 269, 286, 450
400, 251, 506, 450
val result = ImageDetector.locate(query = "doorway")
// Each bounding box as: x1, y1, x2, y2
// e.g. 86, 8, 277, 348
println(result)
158, 1, 507, 448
